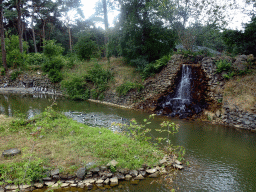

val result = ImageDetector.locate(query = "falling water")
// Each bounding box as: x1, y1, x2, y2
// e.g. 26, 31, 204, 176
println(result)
162, 65, 193, 118
174, 65, 191, 100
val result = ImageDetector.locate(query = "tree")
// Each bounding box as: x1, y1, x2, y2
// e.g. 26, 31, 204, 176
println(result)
117, 0, 176, 69
158, 0, 236, 51
16, 0, 23, 53
31, 1, 37, 52
0, 0, 7, 70
57, 0, 84, 53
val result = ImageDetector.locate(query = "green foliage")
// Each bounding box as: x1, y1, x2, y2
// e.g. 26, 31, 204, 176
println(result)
107, 29, 121, 58
0, 158, 45, 185
117, 0, 176, 70
10, 70, 21, 81
43, 40, 64, 58
156, 121, 179, 146
61, 76, 90, 100
85, 63, 113, 99
24, 53, 46, 66
142, 54, 172, 79
48, 69, 63, 83
42, 56, 64, 73
222, 17, 256, 55
116, 82, 144, 96
215, 60, 231, 73
5, 35, 28, 68
223, 71, 234, 79
110, 165, 116, 173
0, 67, 5, 76
74, 33, 99, 60
65, 53, 78, 69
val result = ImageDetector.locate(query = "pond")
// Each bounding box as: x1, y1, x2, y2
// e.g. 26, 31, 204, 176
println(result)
1, 93, 256, 192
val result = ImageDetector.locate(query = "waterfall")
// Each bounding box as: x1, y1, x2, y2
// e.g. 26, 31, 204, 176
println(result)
174, 65, 191, 100
162, 65, 193, 118
157, 64, 208, 118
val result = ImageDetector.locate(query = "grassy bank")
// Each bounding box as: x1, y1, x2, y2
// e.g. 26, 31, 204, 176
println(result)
222, 68, 256, 112
0, 107, 164, 185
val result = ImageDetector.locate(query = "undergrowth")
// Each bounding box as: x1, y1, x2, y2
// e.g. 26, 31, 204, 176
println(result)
116, 82, 144, 96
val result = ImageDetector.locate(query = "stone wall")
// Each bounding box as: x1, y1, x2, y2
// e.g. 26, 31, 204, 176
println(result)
0, 72, 62, 94
222, 104, 256, 130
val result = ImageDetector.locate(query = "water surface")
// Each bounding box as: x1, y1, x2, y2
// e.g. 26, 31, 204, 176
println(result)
1, 94, 255, 192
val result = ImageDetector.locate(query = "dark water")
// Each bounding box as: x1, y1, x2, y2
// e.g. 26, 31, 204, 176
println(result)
1, 94, 256, 192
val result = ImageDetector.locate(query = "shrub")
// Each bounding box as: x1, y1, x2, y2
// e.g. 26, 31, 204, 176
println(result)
85, 63, 113, 99
48, 69, 63, 83
86, 63, 113, 86
24, 53, 46, 66
116, 82, 144, 96
142, 54, 172, 79
61, 76, 90, 100
0, 67, 5, 76
42, 56, 64, 73
65, 53, 78, 69
5, 35, 29, 68
215, 60, 231, 73
223, 71, 234, 79
10, 70, 21, 81
74, 35, 99, 60
43, 40, 64, 58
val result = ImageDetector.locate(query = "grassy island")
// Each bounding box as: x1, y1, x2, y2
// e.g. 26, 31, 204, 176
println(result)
0, 107, 166, 186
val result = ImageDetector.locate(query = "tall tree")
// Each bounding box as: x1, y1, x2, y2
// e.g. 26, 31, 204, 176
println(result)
16, 0, 23, 53
0, 0, 7, 70
117, 0, 176, 68
58, 0, 83, 52
31, 1, 37, 52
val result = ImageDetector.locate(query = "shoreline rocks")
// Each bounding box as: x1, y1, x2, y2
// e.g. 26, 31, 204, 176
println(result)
0, 157, 184, 192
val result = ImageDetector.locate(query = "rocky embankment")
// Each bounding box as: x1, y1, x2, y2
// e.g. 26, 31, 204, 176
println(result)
0, 71, 62, 95
0, 54, 255, 131
0, 153, 183, 192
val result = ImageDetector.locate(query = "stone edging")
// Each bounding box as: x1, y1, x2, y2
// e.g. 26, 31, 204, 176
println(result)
1, 156, 184, 192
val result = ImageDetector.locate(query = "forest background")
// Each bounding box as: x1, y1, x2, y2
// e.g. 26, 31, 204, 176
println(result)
0, 0, 256, 99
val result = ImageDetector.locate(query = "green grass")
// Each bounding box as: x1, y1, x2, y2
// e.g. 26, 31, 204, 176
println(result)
0, 107, 164, 185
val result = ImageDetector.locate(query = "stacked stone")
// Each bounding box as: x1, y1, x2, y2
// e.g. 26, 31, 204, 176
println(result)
0, 73, 62, 94
1, 156, 184, 192
222, 106, 256, 130
201, 57, 224, 101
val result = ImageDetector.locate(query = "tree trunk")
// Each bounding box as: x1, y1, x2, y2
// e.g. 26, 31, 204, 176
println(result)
31, 5, 37, 53
0, 0, 7, 71
16, 0, 23, 53
68, 26, 72, 53
42, 19, 45, 52
102, 0, 108, 57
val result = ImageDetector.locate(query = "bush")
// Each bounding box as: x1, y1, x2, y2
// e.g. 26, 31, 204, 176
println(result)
65, 53, 78, 69
5, 35, 29, 68
223, 71, 234, 79
85, 63, 113, 99
24, 53, 46, 66
48, 69, 63, 83
61, 76, 90, 100
0, 67, 5, 76
215, 60, 231, 73
42, 56, 64, 73
74, 34, 99, 60
10, 70, 21, 81
116, 82, 144, 96
43, 40, 64, 58
142, 54, 172, 79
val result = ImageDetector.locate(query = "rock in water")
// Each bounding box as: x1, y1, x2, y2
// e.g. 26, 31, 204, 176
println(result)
2, 148, 21, 157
